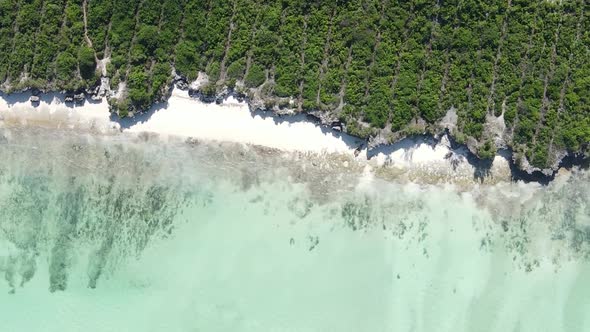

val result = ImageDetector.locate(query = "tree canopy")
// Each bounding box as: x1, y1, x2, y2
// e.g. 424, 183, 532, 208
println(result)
0, 0, 588, 168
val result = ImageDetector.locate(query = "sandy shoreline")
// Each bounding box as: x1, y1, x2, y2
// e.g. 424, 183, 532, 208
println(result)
127, 88, 364, 154
0, 91, 117, 133
0, 88, 535, 185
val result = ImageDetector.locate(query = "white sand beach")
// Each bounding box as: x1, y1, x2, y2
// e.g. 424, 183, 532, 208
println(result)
0, 91, 116, 132
0, 88, 514, 183
126, 88, 362, 154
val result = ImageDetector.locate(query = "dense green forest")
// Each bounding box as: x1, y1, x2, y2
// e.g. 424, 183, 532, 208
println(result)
0, 0, 588, 168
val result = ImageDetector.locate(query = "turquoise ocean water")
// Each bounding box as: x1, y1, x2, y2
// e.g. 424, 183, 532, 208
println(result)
0, 127, 589, 331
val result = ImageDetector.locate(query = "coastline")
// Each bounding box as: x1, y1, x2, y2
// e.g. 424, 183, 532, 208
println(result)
1, 112, 589, 331
0, 88, 586, 186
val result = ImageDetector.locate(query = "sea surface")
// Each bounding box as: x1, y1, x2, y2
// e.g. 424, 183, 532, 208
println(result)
0, 126, 589, 332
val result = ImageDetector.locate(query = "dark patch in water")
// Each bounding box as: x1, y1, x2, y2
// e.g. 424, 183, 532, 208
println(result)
341, 198, 372, 231
0, 169, 189, 292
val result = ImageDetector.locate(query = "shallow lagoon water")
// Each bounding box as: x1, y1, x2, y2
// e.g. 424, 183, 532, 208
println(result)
0, 127, 589, 332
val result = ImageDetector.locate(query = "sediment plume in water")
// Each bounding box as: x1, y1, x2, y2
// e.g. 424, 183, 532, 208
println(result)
0, 126, 589, 331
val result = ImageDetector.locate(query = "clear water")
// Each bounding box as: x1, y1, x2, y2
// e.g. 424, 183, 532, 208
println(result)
0, 127, 589, 332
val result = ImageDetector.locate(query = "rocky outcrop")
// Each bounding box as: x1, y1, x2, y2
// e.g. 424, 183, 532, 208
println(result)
29, 95, 40, 105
